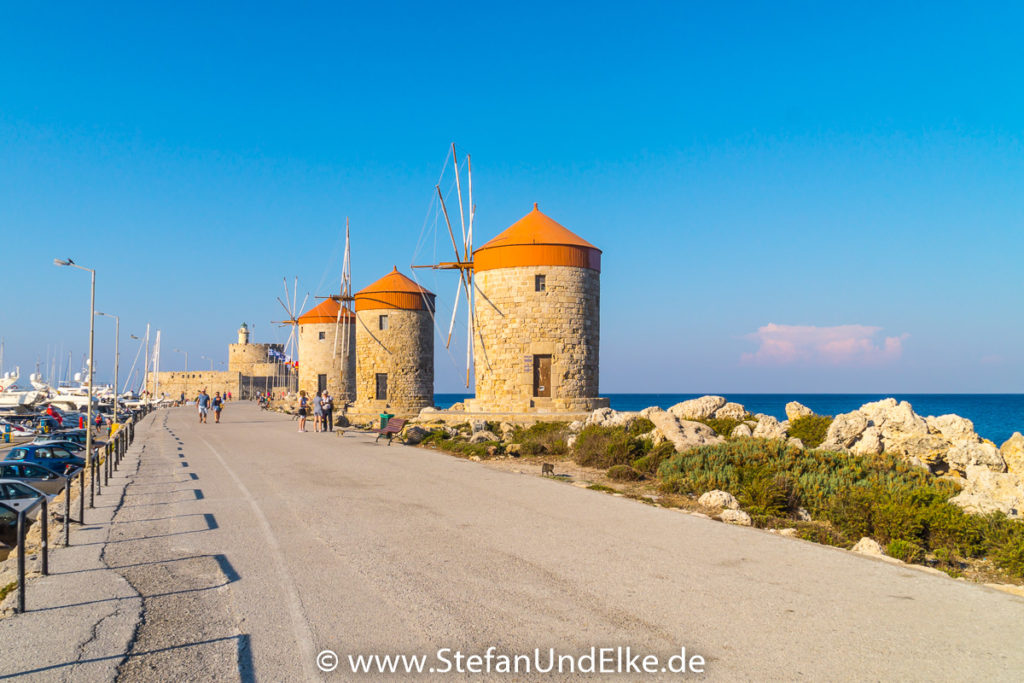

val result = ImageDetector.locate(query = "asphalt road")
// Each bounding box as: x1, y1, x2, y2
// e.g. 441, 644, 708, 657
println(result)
48, 403, 1024, 680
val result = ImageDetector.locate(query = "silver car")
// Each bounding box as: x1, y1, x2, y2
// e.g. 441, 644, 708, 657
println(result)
0, 479, 48, 518
0, 462, 69, 495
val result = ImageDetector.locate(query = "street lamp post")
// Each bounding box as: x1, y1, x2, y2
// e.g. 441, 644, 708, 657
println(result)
174, 348, 188, 400
54, 258, 96, 511
96, 312, 119, 424
201, 355, 214, 370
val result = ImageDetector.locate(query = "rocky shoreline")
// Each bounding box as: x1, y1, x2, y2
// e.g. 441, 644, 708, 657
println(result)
407, 395, 1024, 521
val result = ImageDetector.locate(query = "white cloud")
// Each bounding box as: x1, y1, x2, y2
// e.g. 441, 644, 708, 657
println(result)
741, 323, 909, 366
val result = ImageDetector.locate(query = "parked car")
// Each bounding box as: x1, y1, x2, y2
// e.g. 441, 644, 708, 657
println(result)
45, 431, 88, 445
31, 438, 86, 453
0, 502, 18, 546
4, 444, 86, 473
0, 480, 48, 517
0, 462, 70, 495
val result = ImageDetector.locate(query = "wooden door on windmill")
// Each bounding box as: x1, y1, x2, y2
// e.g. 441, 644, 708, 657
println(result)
533, 355, 551, 397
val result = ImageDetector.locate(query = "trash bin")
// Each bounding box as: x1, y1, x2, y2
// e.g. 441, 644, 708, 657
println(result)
379, 412, 394, 429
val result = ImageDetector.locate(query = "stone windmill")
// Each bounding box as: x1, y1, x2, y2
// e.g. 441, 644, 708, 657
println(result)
418, 144, 609, 414
297, 219, 356, 401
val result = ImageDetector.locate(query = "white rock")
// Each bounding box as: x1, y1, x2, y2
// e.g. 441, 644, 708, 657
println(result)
718, 509, 752, 526
1000, 432, 1024, 475
752, 415, 787, 440
861, 399, 928, 441
785, 401, 814, 422
851, 537, 885, 556
778, 528, 798, 537
795, 507, 812, 522
469, 430, 499, 444
820, 411, 869, 451
645, 408, 724, 452
787, 437, 805, 450
402, 425, 431, 445
731, 423, 753, 438
713, 402, 747, 420
698, 489, 740, 510
585, 408, 640, 429
567, 420, 585, 434
668, 396, 726, 420
850, 426, 884, 455
945, 442, 1005, 475
948, 466, 1024, 518
925, 414, 980, 444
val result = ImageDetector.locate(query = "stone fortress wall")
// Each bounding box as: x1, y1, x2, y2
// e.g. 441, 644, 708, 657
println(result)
147, 371, 239, 401
465, 265, 608, 413
352, 308, 434, 418
298, 321, 356, 401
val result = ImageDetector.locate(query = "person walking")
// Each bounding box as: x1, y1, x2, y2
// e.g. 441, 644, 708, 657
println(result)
312, 391, 324, 432
321, 390, 333, 432
212, 391, 224, 423
297, 390, 308, 432
196, 389, 210, 424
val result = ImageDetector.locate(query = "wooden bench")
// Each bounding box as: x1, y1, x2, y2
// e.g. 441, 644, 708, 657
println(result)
372, 417, 407, 445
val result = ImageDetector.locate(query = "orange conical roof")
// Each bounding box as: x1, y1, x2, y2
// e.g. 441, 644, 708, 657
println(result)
474, 204, 601, 272
354, 267, 436, 312
297, 298, 355, 325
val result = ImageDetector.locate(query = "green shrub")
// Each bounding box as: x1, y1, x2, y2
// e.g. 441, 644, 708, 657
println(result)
511, 422, 569, 456
887, 539, 924, 564
421, 432, 499, 458
632, 441, 676, 475
573, 425, 644, 468
587, 484, 617, 493
788, 414, 833, 448
607, 465, 644, 481
627, 417, 656, 436
701, 417, 745, 438
654, 438, 1024, 576
739, 473, 795, 517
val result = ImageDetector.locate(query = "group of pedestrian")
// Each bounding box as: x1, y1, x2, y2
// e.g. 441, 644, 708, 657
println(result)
195, 389, 225, 424
296, 389, 333, 432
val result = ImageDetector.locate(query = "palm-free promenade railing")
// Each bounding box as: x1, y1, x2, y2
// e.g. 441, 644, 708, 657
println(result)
6, 403, 156, 613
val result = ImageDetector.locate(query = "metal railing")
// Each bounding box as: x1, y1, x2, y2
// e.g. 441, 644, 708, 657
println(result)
5, 494, 49, 614
5, 402, 156, 613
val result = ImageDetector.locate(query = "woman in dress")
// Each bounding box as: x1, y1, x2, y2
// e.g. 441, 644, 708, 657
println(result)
297, 390, 308, 432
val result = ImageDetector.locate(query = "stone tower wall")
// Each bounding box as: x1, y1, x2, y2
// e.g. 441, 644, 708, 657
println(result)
352, 308, 433, 417
228, 342, 282, 375
297, 322, 356, 402
466, 265, 607, 413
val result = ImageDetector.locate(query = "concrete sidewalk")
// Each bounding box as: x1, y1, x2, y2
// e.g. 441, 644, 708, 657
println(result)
0, 415, 155, 681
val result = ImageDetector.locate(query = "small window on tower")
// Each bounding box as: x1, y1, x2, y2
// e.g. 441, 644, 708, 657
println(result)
318, 331, 326, 340
379, 315, 389, 330
535, 274, 546, 292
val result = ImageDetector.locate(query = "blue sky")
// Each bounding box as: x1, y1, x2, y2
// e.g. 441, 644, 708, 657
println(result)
2, 1, 1023, 393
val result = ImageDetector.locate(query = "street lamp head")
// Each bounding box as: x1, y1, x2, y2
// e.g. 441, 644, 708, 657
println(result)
53, 258, 70, 266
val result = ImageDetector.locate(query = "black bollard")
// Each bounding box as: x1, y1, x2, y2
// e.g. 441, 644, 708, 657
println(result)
16, 510, 25, 613
78, 466, 85, 523
63, 474, 71, 546
41, 498, 48, 576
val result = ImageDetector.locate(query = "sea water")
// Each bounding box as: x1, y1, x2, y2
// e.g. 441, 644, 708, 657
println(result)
433, 393, 1024, 445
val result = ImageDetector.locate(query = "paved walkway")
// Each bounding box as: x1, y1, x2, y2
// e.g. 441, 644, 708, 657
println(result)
1, 403, 1023, 681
